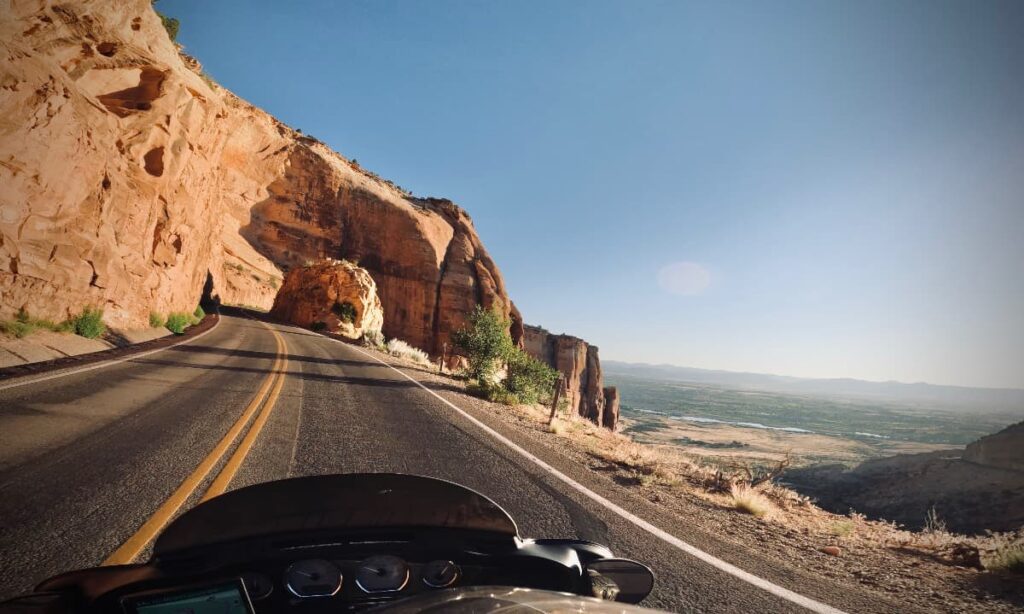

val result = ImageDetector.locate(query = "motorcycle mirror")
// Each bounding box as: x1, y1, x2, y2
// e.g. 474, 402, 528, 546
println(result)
585, 558, 654, 604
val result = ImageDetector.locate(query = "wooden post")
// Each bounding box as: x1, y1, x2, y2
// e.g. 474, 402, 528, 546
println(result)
548, 374, 564, 426
438, 342, 448, 374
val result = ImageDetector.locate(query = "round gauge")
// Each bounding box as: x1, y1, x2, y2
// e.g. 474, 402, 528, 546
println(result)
284, 559, 342, 598
355, 555, 410, 593
241, 572, 274, 600
421, 560, 460, 588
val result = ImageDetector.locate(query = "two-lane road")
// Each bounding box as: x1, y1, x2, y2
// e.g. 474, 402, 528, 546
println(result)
0, 315, 904, 613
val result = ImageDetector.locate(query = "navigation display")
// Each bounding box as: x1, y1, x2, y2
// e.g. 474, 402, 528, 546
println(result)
124, 581, 253, 614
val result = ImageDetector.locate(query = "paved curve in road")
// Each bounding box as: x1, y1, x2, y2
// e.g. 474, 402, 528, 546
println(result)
0, 314, 912, 613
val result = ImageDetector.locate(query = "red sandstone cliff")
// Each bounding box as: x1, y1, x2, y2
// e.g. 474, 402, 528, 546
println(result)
0, 0, 510, 354
0, 1, 616, 426
522, 325, 620, 429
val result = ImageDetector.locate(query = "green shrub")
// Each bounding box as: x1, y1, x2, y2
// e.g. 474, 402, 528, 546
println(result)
451, 306, 514, 383
0, 319, 35, 338
310, 321, 327, 332
149, 312, 166, 328
70, 307, 105, 339
503, 349, 558, 404
192, 305, 205, 324
152, 1, 179, 42
987, 544, 1024, 574
166, 312, 191, 334
4, 309, 72, 336
332, 301, 357, 323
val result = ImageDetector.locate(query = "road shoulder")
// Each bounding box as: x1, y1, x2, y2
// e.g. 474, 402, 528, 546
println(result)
350, 343, 1020, 614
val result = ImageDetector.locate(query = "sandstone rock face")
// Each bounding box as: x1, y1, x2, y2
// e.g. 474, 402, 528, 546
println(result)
602, 386, 620, 430
963, 421, 1024, 472
0, 0, 511, 354
523, 324, 617, 429
269, 260, 383, 339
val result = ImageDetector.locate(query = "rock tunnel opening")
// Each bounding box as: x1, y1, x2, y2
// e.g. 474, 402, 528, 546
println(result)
200, 271, 220, 313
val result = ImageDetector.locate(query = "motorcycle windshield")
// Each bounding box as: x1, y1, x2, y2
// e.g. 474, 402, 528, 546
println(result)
153, 474, 518, 556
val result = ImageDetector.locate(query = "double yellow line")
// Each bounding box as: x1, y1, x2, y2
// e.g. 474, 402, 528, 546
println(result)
103, 321, 289, 565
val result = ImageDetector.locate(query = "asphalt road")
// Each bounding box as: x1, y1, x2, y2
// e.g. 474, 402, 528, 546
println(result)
0, 315, 908, 613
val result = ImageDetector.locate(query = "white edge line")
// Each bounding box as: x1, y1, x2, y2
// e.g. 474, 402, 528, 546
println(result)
0, 317, 222, 392
332, 338, 847, 614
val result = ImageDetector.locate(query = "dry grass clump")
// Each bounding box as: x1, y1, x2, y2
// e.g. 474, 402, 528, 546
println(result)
831, 520, 855, 537
984, 538, 1024, 573
362, 329, 385, 350
730, 484, 774, 518
386, 338, 431, 367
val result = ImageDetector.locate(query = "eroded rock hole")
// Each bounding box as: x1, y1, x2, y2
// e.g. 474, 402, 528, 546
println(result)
96, 66, 166, 116
96, 42, 117, 57
143, 146, 164, 176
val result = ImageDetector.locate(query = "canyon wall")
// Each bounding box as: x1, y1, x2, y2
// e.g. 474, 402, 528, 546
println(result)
0, 0, 510, 353
963, 421, 1024, 472
522, 324, 619, 429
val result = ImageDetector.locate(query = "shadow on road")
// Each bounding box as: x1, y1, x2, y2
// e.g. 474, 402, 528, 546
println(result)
168, 345, 371, 368
130, 357, 466, 394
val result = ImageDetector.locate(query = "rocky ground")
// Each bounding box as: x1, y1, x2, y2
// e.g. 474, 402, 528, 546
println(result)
359, 341, 1024, 613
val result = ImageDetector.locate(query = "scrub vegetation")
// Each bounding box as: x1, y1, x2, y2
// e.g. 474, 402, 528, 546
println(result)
0, 309, 72, 338
452, 306, 558, 406
385, 338, 431, 367
0, 307, 105, 339
149, 312, 166, 328
70, 307, 106, 338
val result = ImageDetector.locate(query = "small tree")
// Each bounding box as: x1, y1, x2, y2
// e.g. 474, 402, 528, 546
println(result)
451, 306, 514, 383
504, 349, 558, 404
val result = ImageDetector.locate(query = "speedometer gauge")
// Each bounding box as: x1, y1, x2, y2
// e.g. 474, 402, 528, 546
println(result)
355, 555, 409, 593
284, 559, 342, 598
422, 560, 460, 588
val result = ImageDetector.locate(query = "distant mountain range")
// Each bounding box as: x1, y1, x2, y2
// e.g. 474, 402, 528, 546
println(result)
603, 361, 1024, 412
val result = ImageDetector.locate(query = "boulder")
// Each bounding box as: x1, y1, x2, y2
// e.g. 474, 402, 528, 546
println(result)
270, 260, 383, 339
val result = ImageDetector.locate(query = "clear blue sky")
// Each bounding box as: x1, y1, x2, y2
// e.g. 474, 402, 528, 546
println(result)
164, 0, 1024, 389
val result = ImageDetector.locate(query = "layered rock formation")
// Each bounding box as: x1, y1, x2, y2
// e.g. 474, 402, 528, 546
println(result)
523, 325, 620, 429
269, 260, 383, 339
784, 421, 1024, 534
0, 0, 511, 353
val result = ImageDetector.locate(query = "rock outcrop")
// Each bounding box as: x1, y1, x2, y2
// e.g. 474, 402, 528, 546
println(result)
602, 387, 620, 430
963, 421, 1024, 472
784, 421, 1024, 534
0, 0, 511, 353
269, 260, 383, 339
523, 324, 618, 429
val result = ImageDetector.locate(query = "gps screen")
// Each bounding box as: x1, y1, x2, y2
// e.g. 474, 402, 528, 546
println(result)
126, 581, 252, 614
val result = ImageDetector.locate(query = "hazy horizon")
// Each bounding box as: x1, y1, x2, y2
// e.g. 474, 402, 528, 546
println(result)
165, 0, 1024, 389
603, 358, 1024, 393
